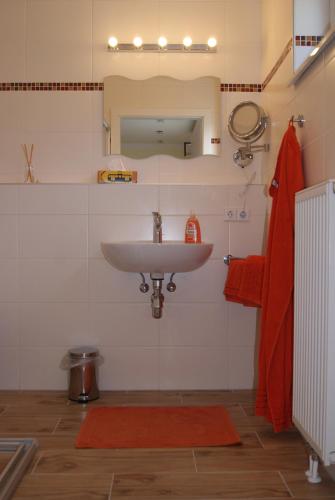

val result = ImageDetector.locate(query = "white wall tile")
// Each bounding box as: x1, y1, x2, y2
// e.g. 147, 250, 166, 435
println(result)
0, 349, 19, 390
19, 185, 88, 214
0, 133, 29, 183
19, 259, 88, 301
26, 0, 92, 81
225, 0, 262, 45
0, 260, 18, 301
301, 137, 326, 187
228, 347, 255, 389
228, 185, 268, 215
166, 260, 227, 303
0, 303, 19, 347
25, 92, 93, 133
89, 303, 159, 346
0, 186, 18, 214
99, 347, 159, 390
89, 215, 152, 258
19, 215, 88, 259
19, 348, 67, 390
159, 347, 229, 389
159, 185, 230, 215
0, 93, 26, 132
160, 303, 228, 347
0, 0, 26, 81
0, 215, 18, 258
89, 258, 146, 302
229, 215, 266, 257
19, 303, 90, 347
227, 303, 258, 347
89, 185, 159, 214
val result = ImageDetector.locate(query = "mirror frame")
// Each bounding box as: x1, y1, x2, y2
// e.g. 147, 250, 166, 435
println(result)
228, 101, 267, 144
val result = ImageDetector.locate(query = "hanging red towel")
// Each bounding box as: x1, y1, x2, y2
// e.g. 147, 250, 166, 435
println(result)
255, 124, 304, 432
224, 256, 265, 307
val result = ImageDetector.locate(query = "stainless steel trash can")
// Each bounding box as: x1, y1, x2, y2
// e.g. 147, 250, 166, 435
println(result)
68, 347, 99, 402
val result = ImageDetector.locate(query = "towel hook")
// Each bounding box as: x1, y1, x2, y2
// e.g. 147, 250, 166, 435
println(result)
291, 114, 305, 128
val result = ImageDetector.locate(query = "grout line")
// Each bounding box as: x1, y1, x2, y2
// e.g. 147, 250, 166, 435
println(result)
239, 403, 248, 417
192, 449, 198, 472
30, 453, 43, 475
108, 473, 114, 499
254, 431, 265, 449
52, 417, 62, 435
278, 470, 294, 498
0, 405, 10, 416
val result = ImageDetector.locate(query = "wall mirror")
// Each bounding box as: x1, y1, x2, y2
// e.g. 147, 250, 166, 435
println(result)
293, 0, 335, 82
228, 101, 269, 168
103, 76, 221, 159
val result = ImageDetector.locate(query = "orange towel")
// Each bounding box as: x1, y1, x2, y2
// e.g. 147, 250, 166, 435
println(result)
238, 255, 266, 306
224, 255, 265, 307
256, 124, 304, 432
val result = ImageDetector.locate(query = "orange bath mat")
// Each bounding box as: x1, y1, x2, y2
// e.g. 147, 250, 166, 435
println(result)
76, 406, 241, 448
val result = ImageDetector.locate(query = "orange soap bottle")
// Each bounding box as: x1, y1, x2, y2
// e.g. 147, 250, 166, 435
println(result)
185, 212, 202, 243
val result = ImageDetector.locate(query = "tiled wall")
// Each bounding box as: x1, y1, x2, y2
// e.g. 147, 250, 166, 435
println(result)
261, 0, 335, 187
0, 0, 264, 185
0, 0, 268, 390
0, 183, 266, 390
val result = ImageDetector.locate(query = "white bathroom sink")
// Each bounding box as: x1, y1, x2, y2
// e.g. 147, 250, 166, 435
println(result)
101, 241, 213, 274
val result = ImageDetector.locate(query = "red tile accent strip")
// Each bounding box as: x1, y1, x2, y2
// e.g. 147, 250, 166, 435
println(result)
295, 35, 323, 46
262, 38, 293, 91
220, 83, 262, 92
0, 82, 104, 91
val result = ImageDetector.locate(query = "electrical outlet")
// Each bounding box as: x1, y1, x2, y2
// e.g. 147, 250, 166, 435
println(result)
237, 209, 250, 221
224, 208, 237, 221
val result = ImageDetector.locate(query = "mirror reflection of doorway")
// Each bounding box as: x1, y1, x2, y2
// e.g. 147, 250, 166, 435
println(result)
120, 117, 202, 159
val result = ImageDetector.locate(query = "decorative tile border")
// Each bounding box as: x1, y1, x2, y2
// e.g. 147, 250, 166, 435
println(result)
0, 81, 263, 93
262, 38, 293, 90
295, 35, 323, 47
220, 83, 262, 92
0, 82, 104, 91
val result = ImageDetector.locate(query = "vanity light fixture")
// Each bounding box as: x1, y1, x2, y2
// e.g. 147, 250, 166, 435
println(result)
183, 36, 193, 48
107, 36, 118, 49
107, 36, 217, 53
207, 37, 217, 48
133, 36, 143, 48
158, 36, 168, 48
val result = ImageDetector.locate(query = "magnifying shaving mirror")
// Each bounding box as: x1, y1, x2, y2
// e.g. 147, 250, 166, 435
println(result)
228, 101, 269, 168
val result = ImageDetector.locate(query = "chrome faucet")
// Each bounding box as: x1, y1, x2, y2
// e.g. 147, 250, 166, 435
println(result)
152, 212, 162, 243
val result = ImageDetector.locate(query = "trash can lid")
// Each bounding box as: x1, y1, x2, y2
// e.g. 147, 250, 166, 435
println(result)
68, 347, 99, 359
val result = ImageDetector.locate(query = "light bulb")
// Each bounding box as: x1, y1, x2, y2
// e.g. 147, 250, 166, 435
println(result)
133, 36, 143, 48
207, 37, 217, 48
107, 36, 118, 49
158, 36, 168, 48
183, 36, 193, 48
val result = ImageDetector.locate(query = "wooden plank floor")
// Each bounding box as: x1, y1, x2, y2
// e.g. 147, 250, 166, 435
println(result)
0, 390, 333, 499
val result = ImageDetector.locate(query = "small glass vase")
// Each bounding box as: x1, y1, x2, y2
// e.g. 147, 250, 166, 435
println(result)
24, 164, 36, 184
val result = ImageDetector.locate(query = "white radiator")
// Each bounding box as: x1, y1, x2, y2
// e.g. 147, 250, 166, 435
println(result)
294, 180, 335, 466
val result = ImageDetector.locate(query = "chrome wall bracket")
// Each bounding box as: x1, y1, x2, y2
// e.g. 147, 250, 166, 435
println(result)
233, 143, 270, 168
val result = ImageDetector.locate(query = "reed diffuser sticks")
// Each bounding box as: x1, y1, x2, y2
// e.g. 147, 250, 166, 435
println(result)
22, 144, 38, 183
